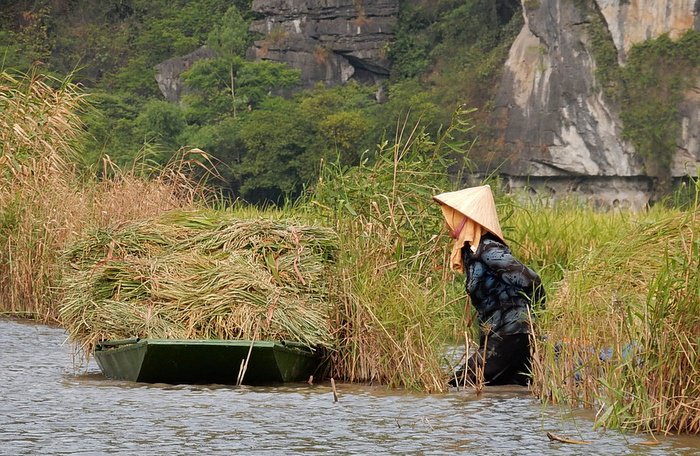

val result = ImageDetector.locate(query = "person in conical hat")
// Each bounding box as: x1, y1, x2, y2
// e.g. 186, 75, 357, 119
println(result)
433, 185, 545, 387
433, 184, 505, 273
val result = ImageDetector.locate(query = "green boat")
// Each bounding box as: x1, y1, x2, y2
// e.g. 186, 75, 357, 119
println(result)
94, 338, 323, 385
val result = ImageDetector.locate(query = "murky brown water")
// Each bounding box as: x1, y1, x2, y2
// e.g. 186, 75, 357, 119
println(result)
1, 318, 698, 455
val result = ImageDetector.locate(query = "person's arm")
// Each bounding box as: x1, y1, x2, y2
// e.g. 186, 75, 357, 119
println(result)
479, 241, 540, 291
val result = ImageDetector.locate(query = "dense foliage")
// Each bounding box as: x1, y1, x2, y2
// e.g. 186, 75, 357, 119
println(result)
0, 0, 521, 203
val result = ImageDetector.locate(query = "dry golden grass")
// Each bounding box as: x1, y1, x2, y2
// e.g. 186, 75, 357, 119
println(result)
0, 70, 207, 321
524, 200, 700, 434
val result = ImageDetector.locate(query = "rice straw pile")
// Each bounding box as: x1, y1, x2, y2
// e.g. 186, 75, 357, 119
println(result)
60, 210, 339, 357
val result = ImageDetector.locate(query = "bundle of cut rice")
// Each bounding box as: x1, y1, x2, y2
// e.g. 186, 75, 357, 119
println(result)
60, 210, 339, 356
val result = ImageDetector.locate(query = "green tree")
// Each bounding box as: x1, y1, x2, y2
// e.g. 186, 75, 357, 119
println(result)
206, 5, 252, 118
228, 83, 388, 203
182, 117, 244, 189
182, 57, 299, 123
182, 57, 241, 124
235, 98, 312, 203
318, 111, 371, 164
297, 82, 380, 163
80, 92, 142, 166
180, 49, 300, 200
236, 60, 301, 106
134, 99, 186, 150
208, 6, 250, 57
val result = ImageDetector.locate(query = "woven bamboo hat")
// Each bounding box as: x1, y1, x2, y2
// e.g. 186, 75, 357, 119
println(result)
432, 185, 504, 242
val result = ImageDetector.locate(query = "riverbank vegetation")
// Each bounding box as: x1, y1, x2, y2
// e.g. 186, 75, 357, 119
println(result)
0, 70, 207, 320
509, 195, 700, 434
59, 108, 477, 393
2, 70, 698, 433
1, 70, 470, 393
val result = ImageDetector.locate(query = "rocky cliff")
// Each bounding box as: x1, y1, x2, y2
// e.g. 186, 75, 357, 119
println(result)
247, 0, 398, 87
155, 46, 216, 102
494, 0, 700, 208
149, 0, 699, 208
597, 0, 699, 61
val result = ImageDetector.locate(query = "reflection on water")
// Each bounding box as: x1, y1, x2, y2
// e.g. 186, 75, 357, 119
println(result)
1, 318, 698, 455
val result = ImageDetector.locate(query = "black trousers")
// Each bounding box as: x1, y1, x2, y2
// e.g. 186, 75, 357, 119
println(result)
451, 333, 531, 386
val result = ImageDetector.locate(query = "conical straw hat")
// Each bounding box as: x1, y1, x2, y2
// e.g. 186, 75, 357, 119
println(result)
433, 185, 504, 242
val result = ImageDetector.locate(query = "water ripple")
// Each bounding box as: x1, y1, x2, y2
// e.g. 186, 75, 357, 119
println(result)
1, 318, 697, 455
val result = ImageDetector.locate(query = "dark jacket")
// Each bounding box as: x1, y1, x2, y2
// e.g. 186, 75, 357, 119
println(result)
462, 233, 544, 337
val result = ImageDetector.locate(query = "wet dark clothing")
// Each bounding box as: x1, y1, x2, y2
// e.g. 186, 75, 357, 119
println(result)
462, 334, 531, 386
464, 234, 543, 337
452, 233, 544, 386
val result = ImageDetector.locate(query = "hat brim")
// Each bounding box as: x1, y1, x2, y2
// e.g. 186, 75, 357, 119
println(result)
433, 185, 504, 242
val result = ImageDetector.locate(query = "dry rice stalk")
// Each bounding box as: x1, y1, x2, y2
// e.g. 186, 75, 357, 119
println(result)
532, 207, 700, 434
1, 71, 208, 321
60, 210, 340, 358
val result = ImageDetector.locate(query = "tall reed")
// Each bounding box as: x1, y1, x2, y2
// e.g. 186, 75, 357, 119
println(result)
1, 70, 88, 319
525, 185, 699, 434
0, 70, 205, 321
505, 196, 637, 286
306, 109, 476, 391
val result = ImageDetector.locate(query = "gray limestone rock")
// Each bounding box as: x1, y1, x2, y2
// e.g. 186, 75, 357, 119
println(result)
492, 0, 700, 208
155, 46, 216, 102
248, 0, 398, 87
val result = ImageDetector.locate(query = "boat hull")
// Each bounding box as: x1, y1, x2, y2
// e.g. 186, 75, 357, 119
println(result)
94, 339, 321, 385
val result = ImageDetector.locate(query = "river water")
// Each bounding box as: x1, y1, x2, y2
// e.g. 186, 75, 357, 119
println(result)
1, 318, 698, 455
